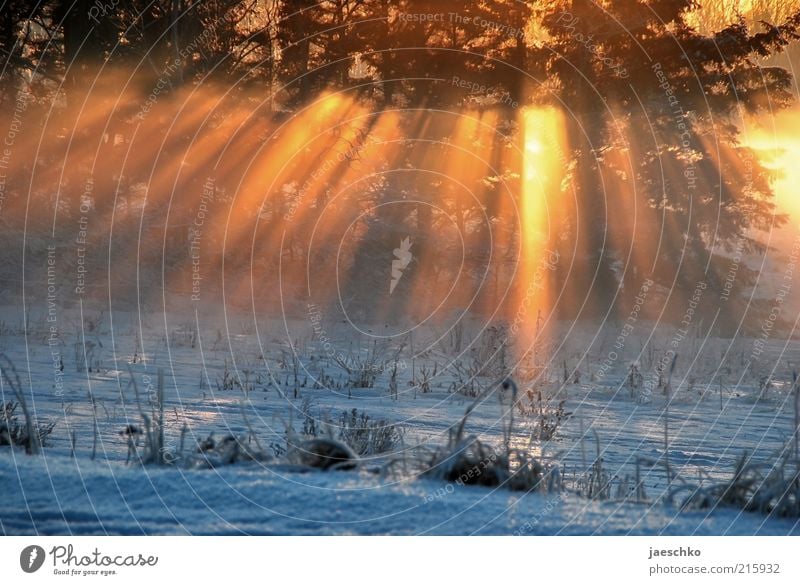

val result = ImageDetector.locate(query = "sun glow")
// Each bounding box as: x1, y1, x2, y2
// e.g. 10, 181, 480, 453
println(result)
518, 107, 566, 344
525, 137, 543, 155
746, 111, 800, 222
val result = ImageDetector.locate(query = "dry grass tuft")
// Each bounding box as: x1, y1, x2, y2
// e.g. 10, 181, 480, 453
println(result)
678, 449, 800, 518
423, 378, 559, 493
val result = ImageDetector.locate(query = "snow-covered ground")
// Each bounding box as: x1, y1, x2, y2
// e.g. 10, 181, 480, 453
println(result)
3, 454, 797, 535
1, 305, 798, 535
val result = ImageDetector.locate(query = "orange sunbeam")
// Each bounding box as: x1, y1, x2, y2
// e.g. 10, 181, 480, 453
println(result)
516, 106, 566, 346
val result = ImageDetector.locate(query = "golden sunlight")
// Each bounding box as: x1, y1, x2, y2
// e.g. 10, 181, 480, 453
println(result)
746, 110, 800, 223
517, 107, 566, 343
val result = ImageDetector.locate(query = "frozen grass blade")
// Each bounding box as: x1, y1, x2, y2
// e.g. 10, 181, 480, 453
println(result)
0, 354, 41, 455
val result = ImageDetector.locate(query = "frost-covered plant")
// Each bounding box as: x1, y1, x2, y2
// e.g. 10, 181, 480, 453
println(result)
516, 387, 571, 441
626, 362, 644, 399
297, 403, 403, 457
333, 340, 397, 389
677, 449, 800, 518
169, 323, 197, 348
0, 355, 50, 454
0, 401, 56, 451
424, 379, 559, 493
574, 430, 613, 500
337, 408, 403, 456
417, 363, 436, 393
125, 366, 273, 469
450, 358, 484, 397
475, 324, 510, 381
127, 368, 168, 466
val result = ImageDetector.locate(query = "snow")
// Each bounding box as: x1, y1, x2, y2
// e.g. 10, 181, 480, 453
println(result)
1, 306, 799, 535
2, 454, 797, 535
